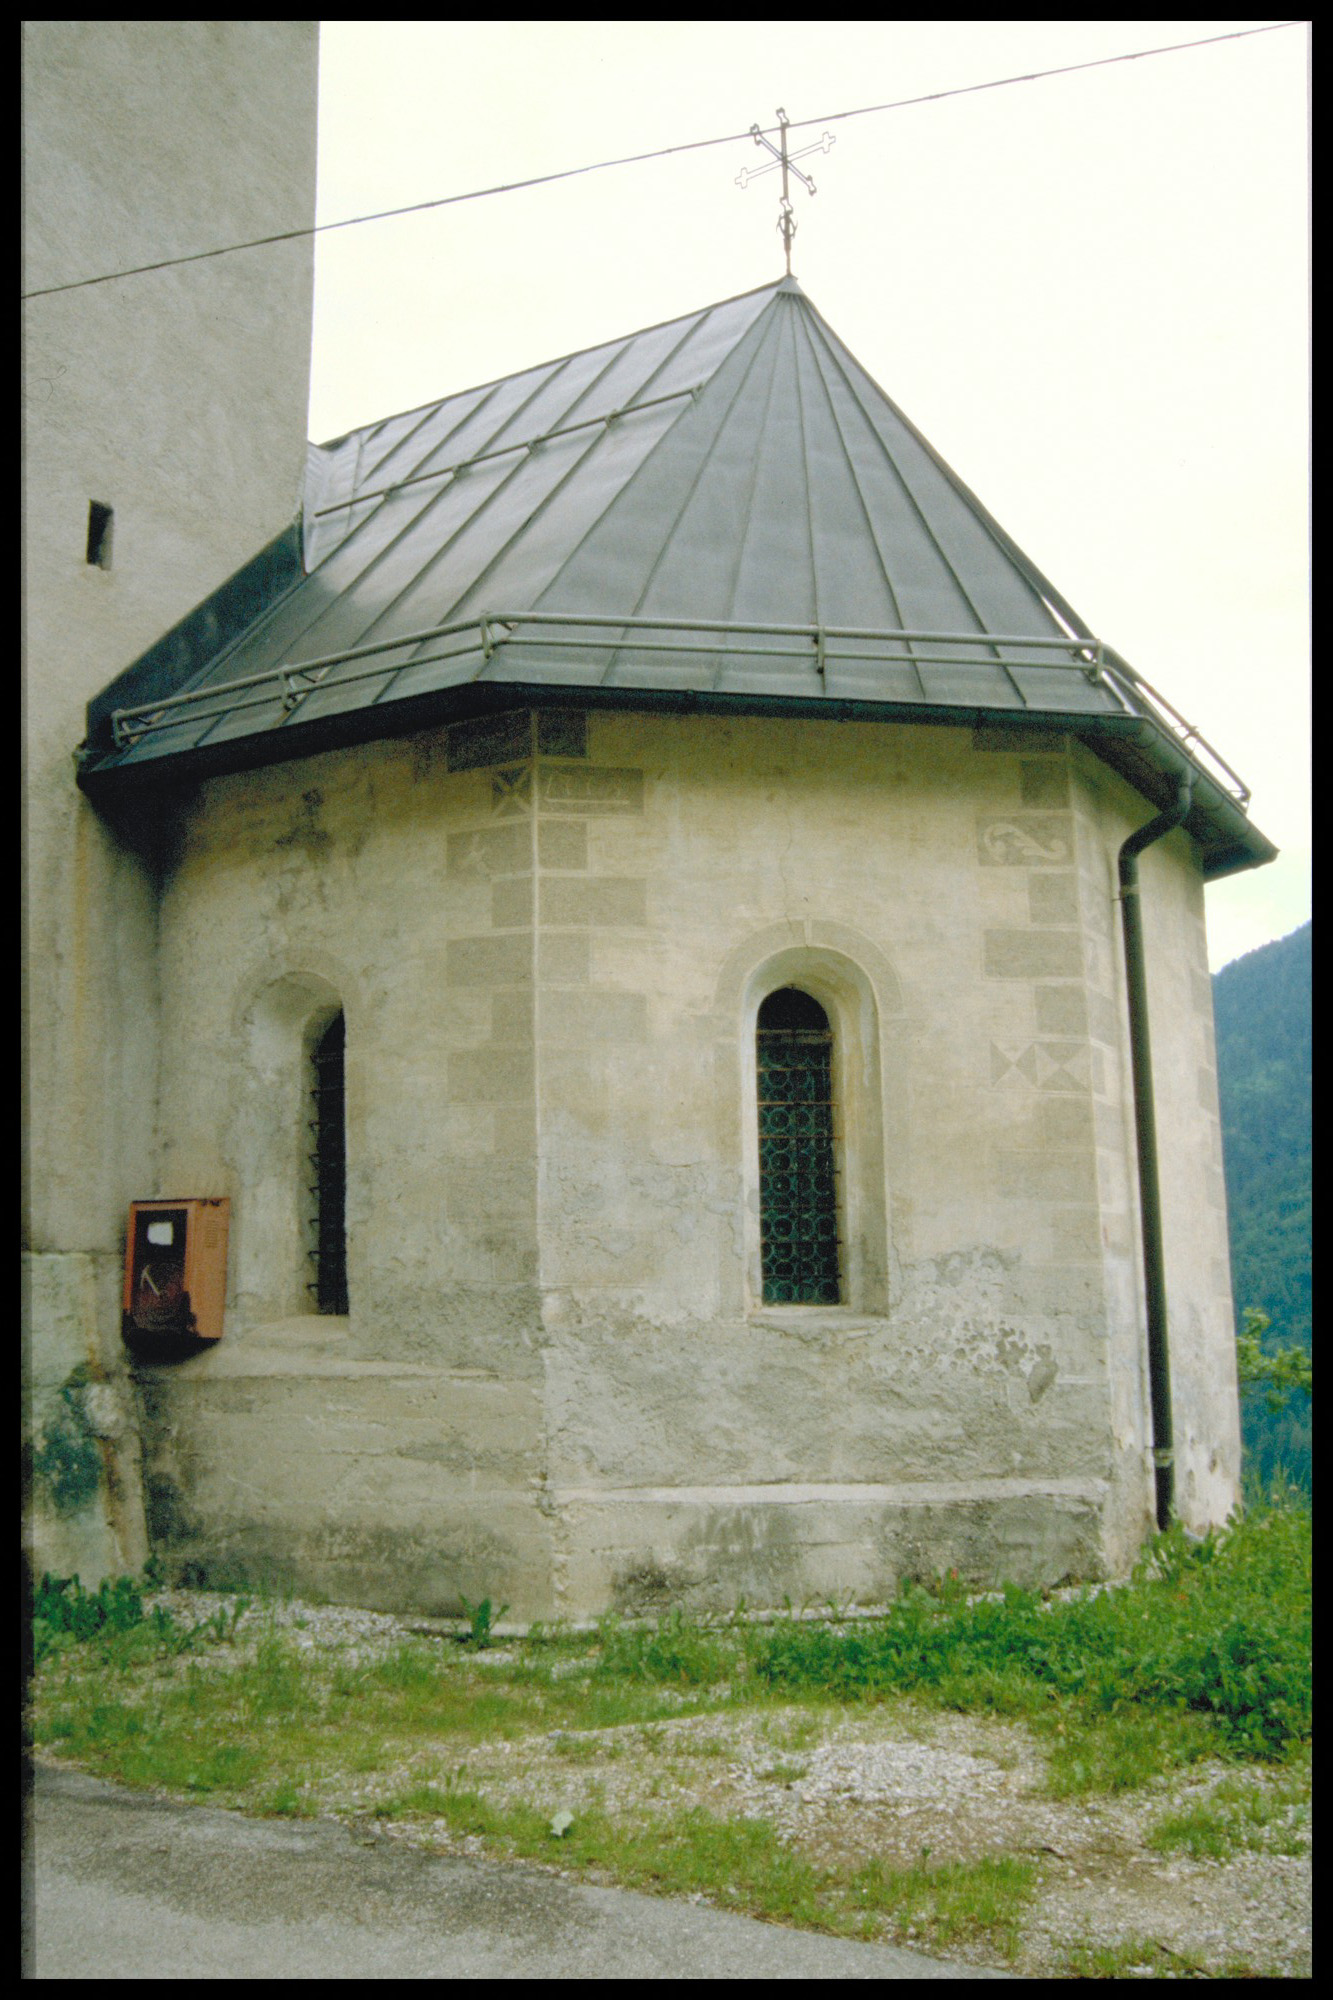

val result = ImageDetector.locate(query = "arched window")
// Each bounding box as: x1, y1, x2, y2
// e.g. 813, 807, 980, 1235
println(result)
757, 988, 840, 1304
308, 1012, 348, 1314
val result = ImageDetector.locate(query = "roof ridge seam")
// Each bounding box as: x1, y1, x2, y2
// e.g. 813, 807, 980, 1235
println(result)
603, 286, 787, 648
792, 306, 909, 646
713, 301, 791, 636
799, 294, 1095, 646
789, 307, 821, 637
801, 310, 1032, 693
526, 287, 784, 645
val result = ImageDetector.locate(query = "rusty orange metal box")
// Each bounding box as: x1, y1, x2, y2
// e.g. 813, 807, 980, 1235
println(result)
122, 1199, 230, 1342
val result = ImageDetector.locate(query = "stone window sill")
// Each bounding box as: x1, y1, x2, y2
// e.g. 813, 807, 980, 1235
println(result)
747, 1306, 887, 1338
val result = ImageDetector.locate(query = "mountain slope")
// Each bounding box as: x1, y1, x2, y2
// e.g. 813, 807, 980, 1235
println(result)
1212, 921, 1312, 1487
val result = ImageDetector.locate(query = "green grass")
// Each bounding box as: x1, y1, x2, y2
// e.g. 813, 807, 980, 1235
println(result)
1062, 1937, 1214, 1978
27, 1501, 1310, 1969
847, 1853, 1036, 1959
736, 1510, 1310, 1765
1148, 1769, 1310, 1861
29, 1620, 722, 1812
1061, 1933, 1288, 1979
1040, 1706, 1221, 1798
357, 1781, 1037, 1954
559, 1508, 1311, 1800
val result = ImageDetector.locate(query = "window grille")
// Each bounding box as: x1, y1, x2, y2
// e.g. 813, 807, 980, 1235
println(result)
757, 988, 841, 1304
307, 1012, 348, 1314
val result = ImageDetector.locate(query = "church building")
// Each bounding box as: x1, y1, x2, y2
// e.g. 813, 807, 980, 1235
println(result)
77, 278, 1272, 1619
27, 26, 1273, 1620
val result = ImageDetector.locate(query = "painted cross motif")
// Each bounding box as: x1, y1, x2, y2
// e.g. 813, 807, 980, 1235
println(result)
990, 1042, 1093, 1093
490, 766, 532, 816
736, 108, 835, 276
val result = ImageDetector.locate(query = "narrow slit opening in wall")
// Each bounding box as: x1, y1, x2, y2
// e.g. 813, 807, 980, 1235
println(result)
757, 987, 841, 1305
307, 1012, 348, 1314
86, 501, 114, 569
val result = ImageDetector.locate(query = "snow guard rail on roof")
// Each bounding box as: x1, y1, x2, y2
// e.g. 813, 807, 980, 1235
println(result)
106, 611, 1250, 808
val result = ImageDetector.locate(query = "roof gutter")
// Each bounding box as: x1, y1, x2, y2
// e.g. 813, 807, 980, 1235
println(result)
1117, 769, 1196, 1531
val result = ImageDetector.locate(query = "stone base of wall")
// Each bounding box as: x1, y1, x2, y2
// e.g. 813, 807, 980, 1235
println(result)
551, 1482, 1111, 1620
131, 1347, 554, 1619
127, 1335, 1120, 1616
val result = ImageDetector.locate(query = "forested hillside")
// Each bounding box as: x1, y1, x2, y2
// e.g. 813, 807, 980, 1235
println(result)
1212, 922, 1312, 1489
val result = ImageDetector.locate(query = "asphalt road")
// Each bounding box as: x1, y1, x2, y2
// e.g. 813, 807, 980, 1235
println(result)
27, 1763, 1014, 1979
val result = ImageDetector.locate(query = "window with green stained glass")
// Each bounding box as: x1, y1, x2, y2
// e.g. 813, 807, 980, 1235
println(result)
757, 987, 841, 1304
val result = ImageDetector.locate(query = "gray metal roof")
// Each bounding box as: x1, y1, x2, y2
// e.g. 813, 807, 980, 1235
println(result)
79, 277, 1273, 878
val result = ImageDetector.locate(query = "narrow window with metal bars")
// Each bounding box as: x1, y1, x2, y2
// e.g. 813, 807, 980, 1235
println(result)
757, 987, 841, 1304
307, 1012, 348, 1314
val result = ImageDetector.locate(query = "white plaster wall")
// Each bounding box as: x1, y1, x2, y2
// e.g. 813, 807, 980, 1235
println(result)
145, 726, 548, 1612
534, 713, 1129, 1609
23, 22, 318, 1580
128, 707, 1229, 1617
23, 22, 317, 698
154, 732, 541, 1355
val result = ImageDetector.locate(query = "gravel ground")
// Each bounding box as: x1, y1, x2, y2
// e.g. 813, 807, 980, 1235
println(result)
132, 1590, 1312, 1978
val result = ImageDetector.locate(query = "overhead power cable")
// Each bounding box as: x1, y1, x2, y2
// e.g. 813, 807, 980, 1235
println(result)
22, 20, 1301, 302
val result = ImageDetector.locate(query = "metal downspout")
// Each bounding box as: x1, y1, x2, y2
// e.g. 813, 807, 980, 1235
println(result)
1117, 772, 1196, 1530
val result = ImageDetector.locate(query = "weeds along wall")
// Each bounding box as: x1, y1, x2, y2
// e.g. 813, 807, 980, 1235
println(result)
131, 706, 1238, 1619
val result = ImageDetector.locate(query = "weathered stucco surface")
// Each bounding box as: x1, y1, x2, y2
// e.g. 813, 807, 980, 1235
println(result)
129, 708, 1240, 1618
23, 23, 318, 1579
23, 26, 1241, 1607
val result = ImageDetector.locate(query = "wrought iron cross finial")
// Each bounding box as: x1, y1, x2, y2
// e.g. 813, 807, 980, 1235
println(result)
736, 108, 835, 276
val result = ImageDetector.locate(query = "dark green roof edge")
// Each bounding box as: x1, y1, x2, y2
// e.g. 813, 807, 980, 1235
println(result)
80, 521, 305, 761
75, 678, 1275, 882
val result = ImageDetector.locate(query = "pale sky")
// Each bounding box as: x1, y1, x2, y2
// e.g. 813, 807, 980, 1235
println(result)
309, 21, 1309, 973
